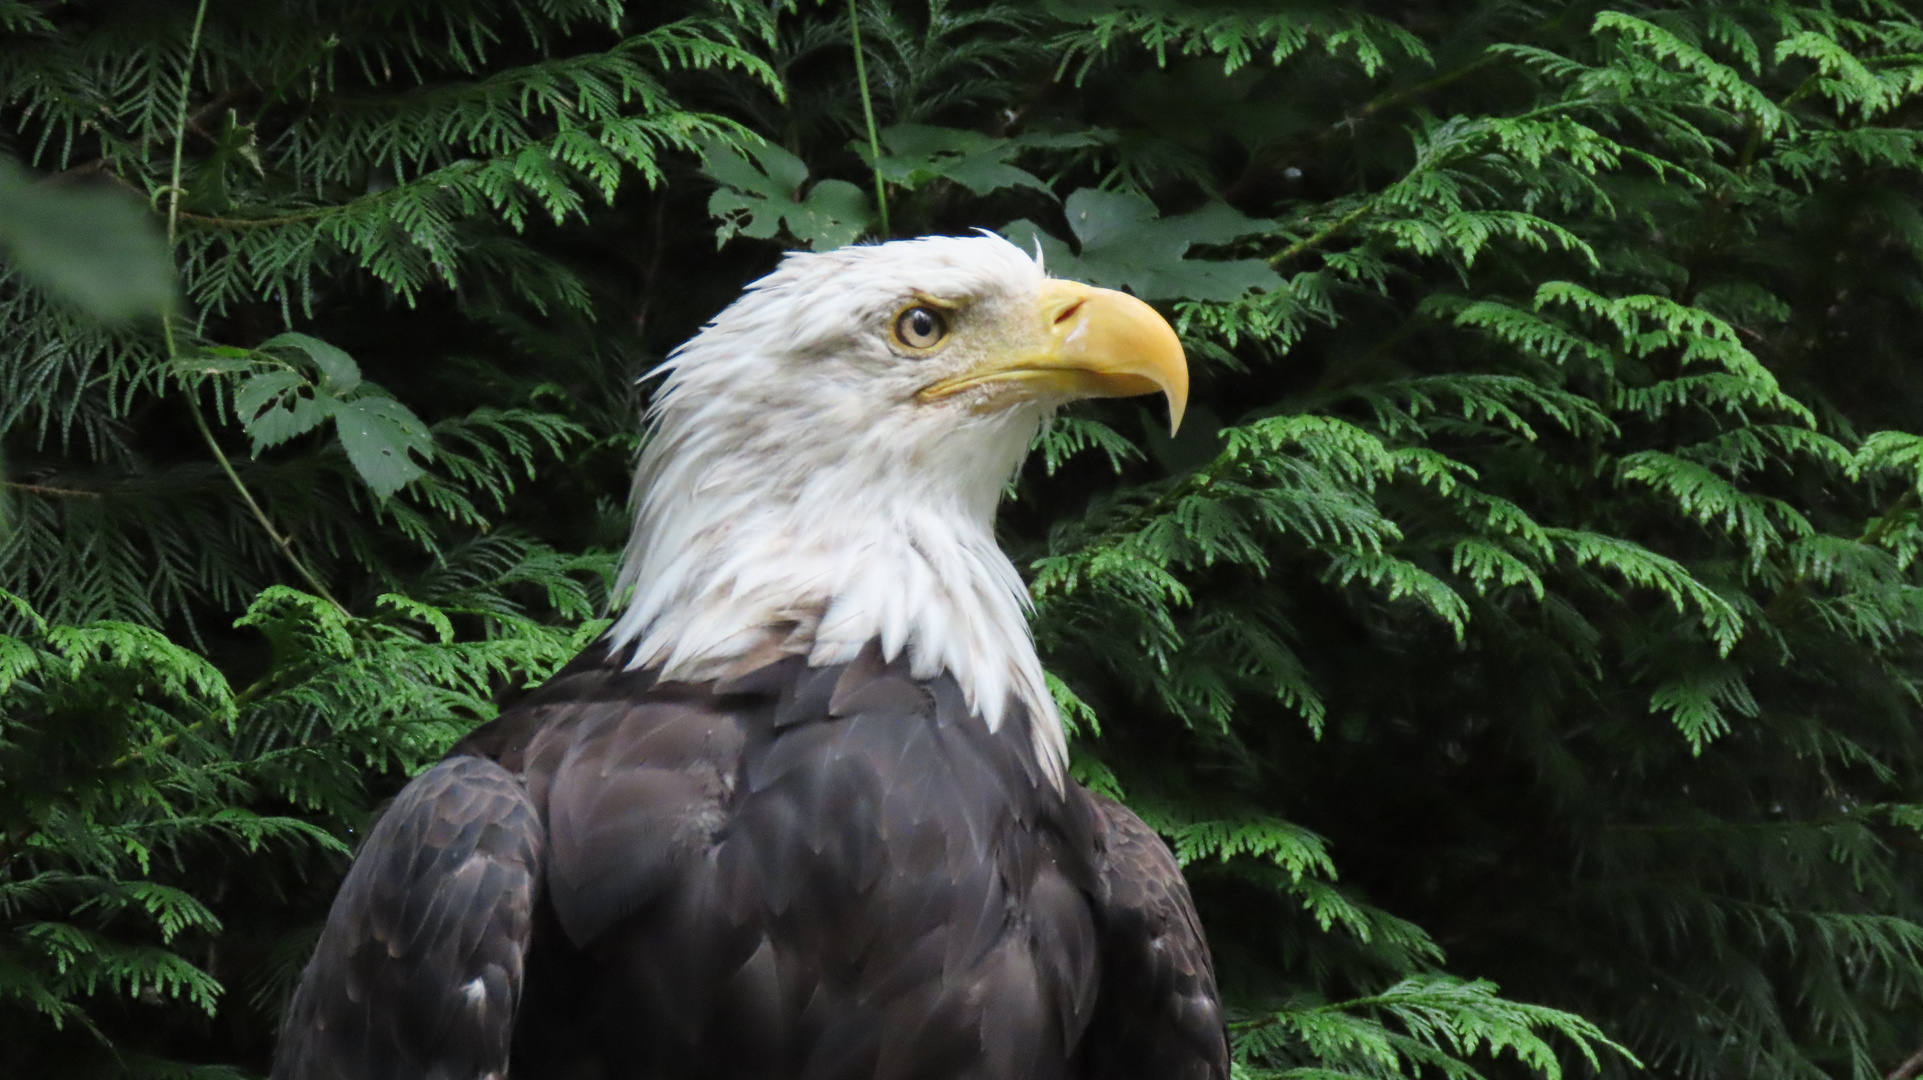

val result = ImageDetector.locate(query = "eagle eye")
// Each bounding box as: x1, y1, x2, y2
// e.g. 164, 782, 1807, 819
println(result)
892, 306, 949, 351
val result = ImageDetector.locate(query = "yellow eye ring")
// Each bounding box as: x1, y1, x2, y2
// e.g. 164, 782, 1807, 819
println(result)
892, 305, 949, 350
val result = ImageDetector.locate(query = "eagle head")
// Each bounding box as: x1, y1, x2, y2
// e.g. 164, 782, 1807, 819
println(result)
607, 233, 1186, 777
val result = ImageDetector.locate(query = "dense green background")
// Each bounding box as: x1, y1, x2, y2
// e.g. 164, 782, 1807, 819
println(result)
3, 1, 1922, 1077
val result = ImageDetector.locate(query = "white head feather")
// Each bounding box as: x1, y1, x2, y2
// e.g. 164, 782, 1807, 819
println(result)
607, 234, 1070, 780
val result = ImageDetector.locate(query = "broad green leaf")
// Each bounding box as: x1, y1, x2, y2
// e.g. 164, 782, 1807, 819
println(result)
784, 180, 871, 251
221, 333, 432, 496
702, 138, 807, 194
261, 332, 361, 395
236, 369, 333, 451
699, 141, 871, 251
332, 396, 432, 498
1004, 188, 1280, 300
0, 156, 174, 319
867, 125, 1097, 196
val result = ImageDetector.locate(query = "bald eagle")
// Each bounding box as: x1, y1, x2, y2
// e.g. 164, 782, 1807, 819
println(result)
273, 234, 1227, 1080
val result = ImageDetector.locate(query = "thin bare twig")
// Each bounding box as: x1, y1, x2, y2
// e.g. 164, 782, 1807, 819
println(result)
847, 0, 890, 237
183, 388, 346, 611
165, 0, 208, 245
1889, 1042, 1923, 1080
2, 481, 100, 498
1269, 200, 1378, 267
157, 0, 345, 614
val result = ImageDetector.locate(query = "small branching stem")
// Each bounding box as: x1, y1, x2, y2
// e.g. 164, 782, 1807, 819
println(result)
177, 206, 342, 229
181, 369, 346, 612
166, 0, 209, 246
1250, 54, 1501, 182
159, 1, 344, 614
847, 0, 890, 237
1270, 200, 1377, 267
1861, 489, 1918, 549
1890, 1042, 1923, 1080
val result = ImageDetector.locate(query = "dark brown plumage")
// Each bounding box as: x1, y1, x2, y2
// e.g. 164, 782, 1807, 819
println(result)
274, 638, 1226, 1080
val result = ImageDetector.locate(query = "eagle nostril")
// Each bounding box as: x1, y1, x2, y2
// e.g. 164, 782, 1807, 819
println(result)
1054, 301, 1084, 325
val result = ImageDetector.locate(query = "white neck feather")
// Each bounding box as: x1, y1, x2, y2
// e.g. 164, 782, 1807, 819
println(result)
604, 243, 1067, 784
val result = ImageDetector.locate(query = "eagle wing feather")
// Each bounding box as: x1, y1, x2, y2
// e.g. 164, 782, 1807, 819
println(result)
1081, 792, 1231, 1080
273, 756, 543, 1080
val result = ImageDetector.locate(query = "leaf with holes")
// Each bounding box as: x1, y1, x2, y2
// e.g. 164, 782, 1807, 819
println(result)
1004, 188, 1280, 301
700, 140, 871, 251
222, 334, 432, 497
331, 396, 432, 498
262, 332, 361, 395
236, 368, 333, 452
866, 125, 1100, 197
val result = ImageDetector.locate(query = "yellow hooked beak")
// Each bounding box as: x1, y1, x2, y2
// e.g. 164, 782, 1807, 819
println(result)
917, 279, 1189, 433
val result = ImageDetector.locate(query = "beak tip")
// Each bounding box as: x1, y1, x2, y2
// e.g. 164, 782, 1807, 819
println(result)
1025, 281, 1192, 431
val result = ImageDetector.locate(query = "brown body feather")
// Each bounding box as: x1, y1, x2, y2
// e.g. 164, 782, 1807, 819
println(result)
274, 640, 1226, 1080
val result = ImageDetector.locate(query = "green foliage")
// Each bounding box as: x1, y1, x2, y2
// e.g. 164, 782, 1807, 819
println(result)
870, 124, 1095, 197
5, 0, 1923, 1077
184, 333, 436, 498
1237, 975, 1629, 1080
1006, 188, 1283, 301
701, 138, 874, 249
0, 584, 590, 1071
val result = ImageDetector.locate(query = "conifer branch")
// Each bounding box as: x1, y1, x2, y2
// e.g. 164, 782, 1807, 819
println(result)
7, 3, 1923, 1073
